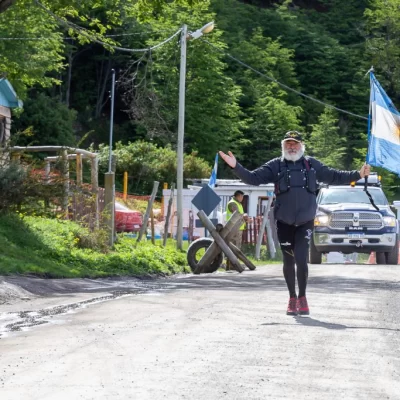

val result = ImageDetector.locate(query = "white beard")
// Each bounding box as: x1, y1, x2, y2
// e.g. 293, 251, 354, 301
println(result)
281, 142, 305, 162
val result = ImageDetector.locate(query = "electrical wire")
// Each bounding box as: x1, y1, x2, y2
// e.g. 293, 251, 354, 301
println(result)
33, 0, 182, 53
21, 1, 369, 121
200, 38, 369, 121
0, 30, 180, 41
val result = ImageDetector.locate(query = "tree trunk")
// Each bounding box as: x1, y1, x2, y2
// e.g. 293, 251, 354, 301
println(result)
95, 55, 112, 119
66, 51, 73, 108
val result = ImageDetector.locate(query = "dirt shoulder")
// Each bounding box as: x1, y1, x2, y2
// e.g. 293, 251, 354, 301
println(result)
0, 278, 34, 305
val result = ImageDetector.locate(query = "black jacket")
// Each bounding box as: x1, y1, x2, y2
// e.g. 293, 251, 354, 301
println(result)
233, 156, 361, 226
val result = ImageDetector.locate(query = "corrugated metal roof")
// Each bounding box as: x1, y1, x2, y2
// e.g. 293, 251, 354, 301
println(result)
0, 78, 23, 108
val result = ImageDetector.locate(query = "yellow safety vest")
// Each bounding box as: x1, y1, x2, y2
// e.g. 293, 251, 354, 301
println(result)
226, 198, 246, 230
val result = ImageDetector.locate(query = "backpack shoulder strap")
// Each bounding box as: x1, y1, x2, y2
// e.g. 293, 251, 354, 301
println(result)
278, 158, 287, 173
303, 156, 312, 171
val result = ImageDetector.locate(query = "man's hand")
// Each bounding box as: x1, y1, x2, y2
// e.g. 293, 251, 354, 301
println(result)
359, 164, 371, 178
219, 150, 237, 169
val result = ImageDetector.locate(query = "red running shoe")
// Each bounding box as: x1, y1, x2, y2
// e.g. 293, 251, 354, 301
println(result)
297, 296, 309, 315
286, 297, 298, 316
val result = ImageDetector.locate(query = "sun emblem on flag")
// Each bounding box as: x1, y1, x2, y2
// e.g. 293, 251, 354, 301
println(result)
394, 119, 400, 141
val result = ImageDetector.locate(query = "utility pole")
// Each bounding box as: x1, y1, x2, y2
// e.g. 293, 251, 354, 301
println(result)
176, 25, 187, 250
176, 22, 214, 250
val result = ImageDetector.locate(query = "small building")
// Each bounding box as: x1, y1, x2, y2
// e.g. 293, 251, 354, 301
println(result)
0, 78, 23, 147
163, 179, 275, 239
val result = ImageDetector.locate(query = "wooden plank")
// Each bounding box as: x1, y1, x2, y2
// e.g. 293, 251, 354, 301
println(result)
197, 210, 244, 273
10, 146, 97, 158
228, 242, 256, 271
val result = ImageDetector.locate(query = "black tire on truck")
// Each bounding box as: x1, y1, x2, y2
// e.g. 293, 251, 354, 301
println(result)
376, 252, 386, 265
187, 237, 223, 273
385, 237, 399, 265
309, 237, 322, 264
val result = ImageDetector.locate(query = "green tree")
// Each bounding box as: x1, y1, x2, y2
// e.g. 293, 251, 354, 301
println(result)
0, 0, 64, 97
308, 107, 347, 169
122, 0, 244, 163
0, 0, 202, 97
223, 26, 303, 167
12, 93, 77, 146
364, 0, 400, 95
97, 141, 211, 194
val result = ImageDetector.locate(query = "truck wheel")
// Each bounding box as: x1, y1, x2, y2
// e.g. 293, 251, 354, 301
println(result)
309, 237, 322, 264
187, 237, 223, 273
376, 252, 386, 265
385, 238, 399, 265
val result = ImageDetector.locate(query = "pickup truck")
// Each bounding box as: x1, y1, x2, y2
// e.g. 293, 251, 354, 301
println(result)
310, 173, 399, 265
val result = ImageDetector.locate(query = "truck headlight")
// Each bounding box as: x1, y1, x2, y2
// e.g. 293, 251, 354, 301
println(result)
314, 214, 329, 226
383, 216, 396, 227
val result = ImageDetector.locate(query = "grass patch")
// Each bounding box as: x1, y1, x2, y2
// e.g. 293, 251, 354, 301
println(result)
0, 214, 189, 278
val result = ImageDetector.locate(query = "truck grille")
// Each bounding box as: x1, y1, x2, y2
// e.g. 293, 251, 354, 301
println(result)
329, 212, 383, 230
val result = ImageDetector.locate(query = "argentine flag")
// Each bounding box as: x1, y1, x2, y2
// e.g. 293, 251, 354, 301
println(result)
208, 153, 218, 188
367, 72, 400, 176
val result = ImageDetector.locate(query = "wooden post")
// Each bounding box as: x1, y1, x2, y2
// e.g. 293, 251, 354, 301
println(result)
255, 195, 275, 259
91, 156, 98, 192
44, 161, 50, 184
104, 172, 115, 246
228, 242, 256, 270
265, 196, 277, 259
11, 152, 20, 162
91, 155, 99, 227
61, 149, 69, 219
150, 208, 155, 245
163, 183, 175, 247
197, 210, 243, 273
76, 154, 82, 186
44, 161, 50, 209
161, 182, 168, 218
123, 171, 128, 201
137, 181, 159, 243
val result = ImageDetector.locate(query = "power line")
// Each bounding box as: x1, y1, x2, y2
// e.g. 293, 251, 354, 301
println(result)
0, 30, 179, 41
201, 38, 368, 121
12, 1, 369, 121
33, 0, 181, 53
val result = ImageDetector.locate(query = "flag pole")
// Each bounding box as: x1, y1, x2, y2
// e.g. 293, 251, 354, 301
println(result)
365, 66, 374, 190
364, 67, 379, 211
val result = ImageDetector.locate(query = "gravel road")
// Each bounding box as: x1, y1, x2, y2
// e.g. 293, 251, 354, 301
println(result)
1, 264, 400, 400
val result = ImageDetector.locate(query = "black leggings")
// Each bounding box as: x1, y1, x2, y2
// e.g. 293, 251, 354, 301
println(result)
276, 220, 314, 298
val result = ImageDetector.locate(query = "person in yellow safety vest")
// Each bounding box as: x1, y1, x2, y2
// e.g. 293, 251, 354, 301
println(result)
225, 190, 249, 271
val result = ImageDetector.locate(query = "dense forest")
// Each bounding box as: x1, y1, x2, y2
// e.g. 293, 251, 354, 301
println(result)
1, 0, 399, 197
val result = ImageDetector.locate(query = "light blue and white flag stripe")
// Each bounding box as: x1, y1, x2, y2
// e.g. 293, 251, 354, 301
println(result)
208, 153, 218, 188
367, 72, 400, 176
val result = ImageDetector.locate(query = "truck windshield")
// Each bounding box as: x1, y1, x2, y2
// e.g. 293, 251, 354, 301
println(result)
319, 188, 388, 206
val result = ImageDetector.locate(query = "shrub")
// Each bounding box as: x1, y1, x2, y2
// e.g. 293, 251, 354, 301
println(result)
0, 213, 189, 278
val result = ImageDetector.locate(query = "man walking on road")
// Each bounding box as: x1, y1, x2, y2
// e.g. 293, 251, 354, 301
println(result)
225, 190, 248, 271
219, 131, 370, 316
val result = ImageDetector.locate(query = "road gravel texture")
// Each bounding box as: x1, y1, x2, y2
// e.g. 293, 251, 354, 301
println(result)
1, 264, 400, 400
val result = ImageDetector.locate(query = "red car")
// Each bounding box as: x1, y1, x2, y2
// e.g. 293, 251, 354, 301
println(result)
115, 202, 143, 233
